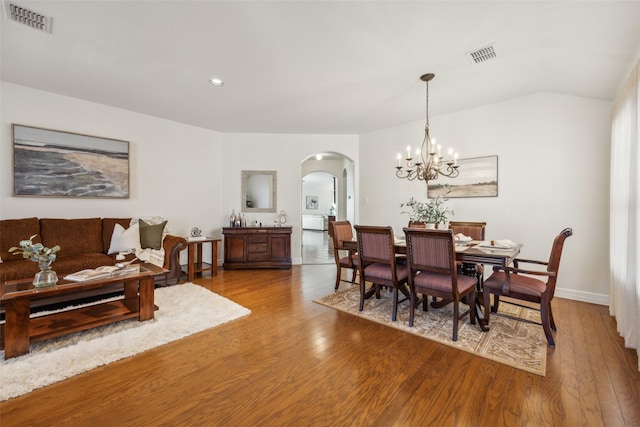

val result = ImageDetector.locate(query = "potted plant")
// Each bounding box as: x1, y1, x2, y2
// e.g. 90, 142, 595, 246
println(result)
9, 235, 61, 287
429, 195, 454, 228
401, 195, 453, 229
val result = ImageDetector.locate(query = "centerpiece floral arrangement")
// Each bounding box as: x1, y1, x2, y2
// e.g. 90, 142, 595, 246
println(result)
9, 235, 60, 269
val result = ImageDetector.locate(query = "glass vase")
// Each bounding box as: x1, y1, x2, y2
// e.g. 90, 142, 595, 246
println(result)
33, 264, 58, 288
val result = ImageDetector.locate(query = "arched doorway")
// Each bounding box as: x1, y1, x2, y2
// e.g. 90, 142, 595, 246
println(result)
301, 153, 355, 264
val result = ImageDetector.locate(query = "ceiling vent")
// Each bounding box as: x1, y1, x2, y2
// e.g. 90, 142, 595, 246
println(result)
466, 44, 497, 64
4, 2, 52, 33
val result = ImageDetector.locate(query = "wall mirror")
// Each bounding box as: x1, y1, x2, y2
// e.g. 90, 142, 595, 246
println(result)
242, 170, 277, 213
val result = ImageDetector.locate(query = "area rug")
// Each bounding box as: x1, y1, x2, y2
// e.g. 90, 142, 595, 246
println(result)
314, 285, 547, 376
0, 283, 251, 401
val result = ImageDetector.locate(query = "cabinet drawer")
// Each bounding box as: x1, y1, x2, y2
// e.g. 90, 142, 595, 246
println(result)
248, 234, 268, 243
247, 252, 268, 261
248, 243, 267, 253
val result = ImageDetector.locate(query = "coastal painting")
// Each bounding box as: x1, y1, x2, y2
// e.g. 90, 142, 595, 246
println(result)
428, 155, 498, 198
12, 124, 129, 198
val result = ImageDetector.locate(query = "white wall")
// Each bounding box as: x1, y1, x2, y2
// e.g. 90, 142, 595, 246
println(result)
359, 93, 612, 304
1, 83, 611, 303
302, 171, 334, 215
1, 82, 224, 264
222, 133, 359, 264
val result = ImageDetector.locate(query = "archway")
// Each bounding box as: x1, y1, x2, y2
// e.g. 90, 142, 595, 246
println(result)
300, 153, 355, 264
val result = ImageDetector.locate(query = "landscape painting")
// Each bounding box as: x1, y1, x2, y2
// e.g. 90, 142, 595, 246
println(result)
12, 124, 129, 198
428, 155, 498, 198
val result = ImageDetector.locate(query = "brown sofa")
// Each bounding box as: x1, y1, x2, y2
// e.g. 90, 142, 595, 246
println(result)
0, 217, 187, 288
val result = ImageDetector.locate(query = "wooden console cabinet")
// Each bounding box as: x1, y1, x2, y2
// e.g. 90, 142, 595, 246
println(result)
223, 227, 292, 270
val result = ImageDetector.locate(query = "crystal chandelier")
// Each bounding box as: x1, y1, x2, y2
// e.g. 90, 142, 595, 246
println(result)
395, 73, 460, 183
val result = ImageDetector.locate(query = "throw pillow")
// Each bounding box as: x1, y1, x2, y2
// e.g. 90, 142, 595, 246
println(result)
139, 219, 167, 250
108, 223, 141, 254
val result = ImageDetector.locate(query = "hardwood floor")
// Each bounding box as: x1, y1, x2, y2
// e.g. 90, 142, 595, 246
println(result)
302, 229, 333, 264
2, 265, 639, 426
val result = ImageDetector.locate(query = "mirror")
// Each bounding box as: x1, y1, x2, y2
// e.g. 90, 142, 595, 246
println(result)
242, 170, 277, 213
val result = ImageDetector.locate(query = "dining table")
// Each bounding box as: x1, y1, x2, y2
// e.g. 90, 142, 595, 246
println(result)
341, 237, 521, 332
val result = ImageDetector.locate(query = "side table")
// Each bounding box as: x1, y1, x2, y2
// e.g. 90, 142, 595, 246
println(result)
185, 237, 221, 281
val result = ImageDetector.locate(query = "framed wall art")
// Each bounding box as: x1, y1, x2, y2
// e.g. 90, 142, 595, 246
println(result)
306, 196, 319, 209
12, 124, 130, 198
428, 155, 498, 198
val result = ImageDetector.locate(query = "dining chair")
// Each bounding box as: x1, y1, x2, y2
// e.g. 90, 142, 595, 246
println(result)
448, 221, 486, 241
449, 221, 487, 286
329, 220, 359, 290
354, 225, 409, 321
403, 228, 476, 341
482, 228, 573, 346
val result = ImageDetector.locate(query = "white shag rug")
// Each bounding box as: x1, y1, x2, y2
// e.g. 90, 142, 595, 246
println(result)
0, 283, 250, 401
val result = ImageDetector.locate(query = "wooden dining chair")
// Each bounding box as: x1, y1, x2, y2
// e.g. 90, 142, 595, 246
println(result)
482, 228, 573, 347
354, 225, 409, 321
329, 220, 359, 290
449, 221, 487, 286
403, 228, 476, 341
448, 221, 486, 241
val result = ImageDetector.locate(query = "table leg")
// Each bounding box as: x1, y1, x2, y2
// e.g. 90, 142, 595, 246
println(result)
4, 299, 31, 359
188, 243, 196, 282
138, 276, 155, 321
212, 240, 218, 275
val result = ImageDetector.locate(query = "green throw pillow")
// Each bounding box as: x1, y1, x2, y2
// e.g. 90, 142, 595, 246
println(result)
139, 220, 167, 250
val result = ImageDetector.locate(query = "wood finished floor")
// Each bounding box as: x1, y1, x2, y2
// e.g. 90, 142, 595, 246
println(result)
1, 265, 639, 426
302, 229, 333, 264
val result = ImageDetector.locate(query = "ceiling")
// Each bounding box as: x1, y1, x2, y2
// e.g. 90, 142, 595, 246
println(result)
2, 1, 640, 135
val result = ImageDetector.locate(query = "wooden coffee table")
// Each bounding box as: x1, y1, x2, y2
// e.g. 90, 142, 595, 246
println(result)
0, 263, 167, 359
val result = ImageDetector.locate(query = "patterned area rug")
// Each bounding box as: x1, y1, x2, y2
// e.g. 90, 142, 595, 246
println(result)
314, 285, 547, 376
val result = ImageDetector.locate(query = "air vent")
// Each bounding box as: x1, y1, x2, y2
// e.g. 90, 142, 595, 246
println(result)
466, 44, 497, 64
4, 2, 52, 32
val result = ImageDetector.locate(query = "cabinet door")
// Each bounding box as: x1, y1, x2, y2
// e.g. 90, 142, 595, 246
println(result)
225, 235, 247, 261
269, 235, 290, 262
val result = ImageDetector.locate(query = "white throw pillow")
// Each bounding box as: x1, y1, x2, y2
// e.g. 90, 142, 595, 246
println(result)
108, 223, 141, 254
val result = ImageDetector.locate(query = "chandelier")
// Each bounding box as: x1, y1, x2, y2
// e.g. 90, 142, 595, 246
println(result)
395, 73, 460, 182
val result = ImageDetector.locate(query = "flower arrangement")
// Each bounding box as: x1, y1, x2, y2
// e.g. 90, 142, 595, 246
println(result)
9, 235, 61, 269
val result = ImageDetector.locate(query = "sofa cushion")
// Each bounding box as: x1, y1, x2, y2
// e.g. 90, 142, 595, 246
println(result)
107, 222, 140, 254
40, 218, 103, 257
139, 219, 167, 250
102, 218, 131, 252
0, 217, 41, 261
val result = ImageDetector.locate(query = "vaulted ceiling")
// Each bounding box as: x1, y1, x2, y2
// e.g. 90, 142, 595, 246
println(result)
2, 1, 640, 135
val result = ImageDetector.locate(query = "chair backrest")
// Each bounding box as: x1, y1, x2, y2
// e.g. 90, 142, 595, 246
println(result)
407, 221, 426, 228
449, 221, 486, 241
354, 225, 396, 265
330, 220, 354, 249
403, 228, 457, 275
545, 228, 573, 293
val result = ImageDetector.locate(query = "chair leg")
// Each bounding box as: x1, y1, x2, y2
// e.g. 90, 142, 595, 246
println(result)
391, 286, 399, 321
359, 278, 366, 312
351, 268, 357, 285
541, 302, 556, 347
549, 304, 557, 331
409, 290, 416, 327
452, 301, 459, 341
334, 265, 342, 290
483, 289, 492, 326
469, 290, 476, 325
492, 295, 500, 313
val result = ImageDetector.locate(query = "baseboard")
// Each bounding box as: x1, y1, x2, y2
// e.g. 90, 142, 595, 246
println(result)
555, 287, 609, 306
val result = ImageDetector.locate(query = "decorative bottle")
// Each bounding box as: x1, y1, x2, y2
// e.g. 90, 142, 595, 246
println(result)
241, 214, 247, 227
230, 210, 236, 227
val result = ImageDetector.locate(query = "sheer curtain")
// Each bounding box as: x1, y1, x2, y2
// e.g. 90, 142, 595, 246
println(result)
610, 58, 640, 371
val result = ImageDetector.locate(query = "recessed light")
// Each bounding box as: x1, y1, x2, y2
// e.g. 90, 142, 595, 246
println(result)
209, 78, 224, 87
315, 154, 323, 160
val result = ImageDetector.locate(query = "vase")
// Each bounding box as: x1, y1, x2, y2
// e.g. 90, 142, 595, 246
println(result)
33, 264, 58, 288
